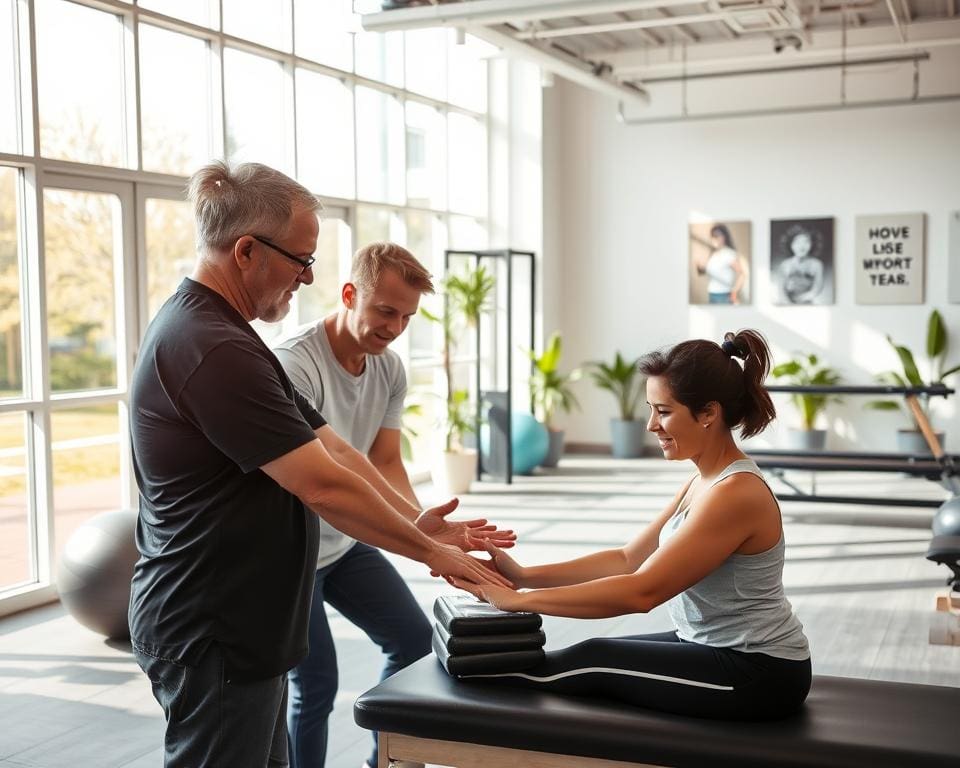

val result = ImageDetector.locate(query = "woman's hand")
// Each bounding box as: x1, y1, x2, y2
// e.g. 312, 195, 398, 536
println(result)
447, 576, 528, 612
481, 540, 528, 587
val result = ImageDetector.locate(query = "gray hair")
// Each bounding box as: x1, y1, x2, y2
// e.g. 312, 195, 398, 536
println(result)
186, 160, 322, 252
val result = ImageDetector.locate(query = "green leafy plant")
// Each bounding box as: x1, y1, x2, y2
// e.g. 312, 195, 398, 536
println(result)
420, 265, 495, 451
867, 309, 960, 429
399, 401, 423, 462
588, 351, 644, 421
529, 332, 581, 431
770, 353, 842, 430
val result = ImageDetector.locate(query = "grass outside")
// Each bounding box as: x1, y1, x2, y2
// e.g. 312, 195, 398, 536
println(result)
0, 405, 120, 498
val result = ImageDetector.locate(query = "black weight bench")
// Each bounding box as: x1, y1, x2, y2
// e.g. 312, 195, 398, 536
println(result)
748, 449, 960, 508
355, 655, 960, 767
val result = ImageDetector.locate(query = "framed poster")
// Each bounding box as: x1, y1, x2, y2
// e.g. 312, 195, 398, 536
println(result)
770, 218, 834, 305
950, 211, 960, 304
855, 213, 925, 305
688, 220, 752, 305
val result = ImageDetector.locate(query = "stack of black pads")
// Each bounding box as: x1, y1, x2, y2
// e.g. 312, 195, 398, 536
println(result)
432, 594, 545, 678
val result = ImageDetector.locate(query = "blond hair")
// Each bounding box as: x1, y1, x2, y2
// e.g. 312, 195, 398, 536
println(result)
187, 160, 322, 251
351, 242, 435, 295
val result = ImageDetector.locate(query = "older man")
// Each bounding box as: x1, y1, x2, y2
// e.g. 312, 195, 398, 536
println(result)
128, 161, 506, 768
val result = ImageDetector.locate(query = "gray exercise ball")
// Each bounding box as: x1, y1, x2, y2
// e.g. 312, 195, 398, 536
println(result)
932, 495, 960, 537
57, 508, 139, 639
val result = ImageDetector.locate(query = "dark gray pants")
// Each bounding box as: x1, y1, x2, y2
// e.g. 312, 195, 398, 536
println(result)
135, 643, 288, 767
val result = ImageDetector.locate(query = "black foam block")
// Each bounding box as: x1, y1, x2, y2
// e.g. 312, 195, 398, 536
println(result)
434, 594, 542, 637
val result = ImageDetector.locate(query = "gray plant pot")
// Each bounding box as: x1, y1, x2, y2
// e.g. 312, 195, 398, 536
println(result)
610, 418, 646, 458
784, 428, 827, 452
541, 429, 564, 468
896, 429, 946, 455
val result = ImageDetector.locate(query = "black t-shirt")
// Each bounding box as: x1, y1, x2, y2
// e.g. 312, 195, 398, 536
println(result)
128, 278, 325, 682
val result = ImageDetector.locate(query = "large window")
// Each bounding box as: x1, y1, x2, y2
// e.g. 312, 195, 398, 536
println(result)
0, 0, 19, 154
0, 0, 491, 611
139, 25, 213, 175
224, 48, 290, 172
36, 0, 127, 167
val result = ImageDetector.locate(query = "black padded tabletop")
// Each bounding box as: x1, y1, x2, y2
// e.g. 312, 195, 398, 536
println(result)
354, 655, 960, 768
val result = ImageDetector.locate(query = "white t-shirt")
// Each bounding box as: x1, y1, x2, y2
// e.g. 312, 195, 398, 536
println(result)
273, 320, 406, 568
705, 246, 738, 294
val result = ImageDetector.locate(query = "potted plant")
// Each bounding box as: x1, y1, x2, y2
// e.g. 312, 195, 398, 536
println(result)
770, 353, 842, 451
421, 265, 495, 493
529, 331, 582, 467
589, 351, 645, 458
867, 309, 960, 454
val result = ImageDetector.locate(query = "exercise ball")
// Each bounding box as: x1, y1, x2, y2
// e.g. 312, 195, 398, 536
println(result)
481, 411, 549, 475
932, 495, 960, 537
57, 508, 139, 639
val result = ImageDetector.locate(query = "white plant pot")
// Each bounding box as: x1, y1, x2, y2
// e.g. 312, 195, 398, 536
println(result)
432, 449, 477, 496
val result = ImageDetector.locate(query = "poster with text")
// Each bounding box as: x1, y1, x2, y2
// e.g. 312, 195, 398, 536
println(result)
855, 213, 925, 304
950, 211, 960, 304
688, 220, 752, 305
770, 218, 834, 305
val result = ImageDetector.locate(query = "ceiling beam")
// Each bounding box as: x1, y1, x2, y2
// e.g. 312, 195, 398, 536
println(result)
469, 24, 651, 105
361, 0, 712, 32
514, 12, 735, 39
884, 0, 907, 42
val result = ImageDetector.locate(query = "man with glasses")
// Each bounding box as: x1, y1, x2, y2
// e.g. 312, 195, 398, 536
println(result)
128, 161, 509, 768
274, 242, 516, 768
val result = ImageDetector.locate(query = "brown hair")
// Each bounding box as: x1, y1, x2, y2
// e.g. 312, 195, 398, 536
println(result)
638, 329, 776, 438
187, 160, 321, 251
350, 242, 435, 295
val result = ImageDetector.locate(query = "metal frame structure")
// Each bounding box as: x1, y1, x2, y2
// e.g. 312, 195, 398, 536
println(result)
755, 383, 958, 508
444, 248, 536, 485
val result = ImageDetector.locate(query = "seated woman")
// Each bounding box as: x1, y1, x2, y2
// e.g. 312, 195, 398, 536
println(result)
451, 329, 811, 721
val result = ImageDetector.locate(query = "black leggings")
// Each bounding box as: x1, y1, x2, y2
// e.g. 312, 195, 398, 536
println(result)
464, 631, 811, 721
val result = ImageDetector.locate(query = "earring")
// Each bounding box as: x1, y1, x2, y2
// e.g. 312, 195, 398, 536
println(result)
703, 422, 710, 429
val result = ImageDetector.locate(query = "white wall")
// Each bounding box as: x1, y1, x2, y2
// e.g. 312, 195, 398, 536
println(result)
544, 79, 960, 452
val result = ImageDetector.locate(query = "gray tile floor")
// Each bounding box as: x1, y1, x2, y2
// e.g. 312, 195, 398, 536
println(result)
0, 456, 957, 767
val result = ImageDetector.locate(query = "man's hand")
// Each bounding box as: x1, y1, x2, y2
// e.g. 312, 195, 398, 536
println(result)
426, 543, 513, 589
447, 575, 527, 612
416, 498, 517, 552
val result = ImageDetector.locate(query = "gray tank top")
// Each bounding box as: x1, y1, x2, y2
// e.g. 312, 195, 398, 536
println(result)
658, 459, 809, 661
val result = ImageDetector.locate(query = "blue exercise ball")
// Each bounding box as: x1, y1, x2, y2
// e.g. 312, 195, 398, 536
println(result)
57, 509, 139, 639
481, 411, 550, 475
932, 495, 960, 537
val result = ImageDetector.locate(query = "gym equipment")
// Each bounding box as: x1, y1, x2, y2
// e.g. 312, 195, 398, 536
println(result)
925, 535, 960, 645
57, 508, 139, 639
445, 247, 536, 485
481, 410, 549, 476
932, 494, 960, 536
751, 384, 960, 508
355, 654, 960, 768
432, 595, 546, 677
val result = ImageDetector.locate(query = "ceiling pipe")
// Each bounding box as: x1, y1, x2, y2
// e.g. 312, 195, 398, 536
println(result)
638, 50, 929, 82
617, 91, 960, 124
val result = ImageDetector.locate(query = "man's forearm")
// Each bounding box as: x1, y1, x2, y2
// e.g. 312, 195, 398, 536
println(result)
376, 459, 420, 509
304, 464, 433, 561
331, 446, 420, 520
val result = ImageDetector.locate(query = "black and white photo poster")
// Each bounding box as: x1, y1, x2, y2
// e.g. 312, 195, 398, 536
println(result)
770, 218, 834, 305
950, 211, 960, 304
855, 213, 925, 304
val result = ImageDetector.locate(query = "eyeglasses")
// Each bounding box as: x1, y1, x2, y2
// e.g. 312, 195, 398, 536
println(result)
251, 235, 315, 276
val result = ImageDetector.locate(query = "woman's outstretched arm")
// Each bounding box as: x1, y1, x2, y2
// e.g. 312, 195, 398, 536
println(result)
483, 475, 697, 590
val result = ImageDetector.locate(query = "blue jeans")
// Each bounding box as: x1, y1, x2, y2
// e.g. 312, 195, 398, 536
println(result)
287, 542, 432, 768
708, 292, 732, 304
134, 642, 288, 767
